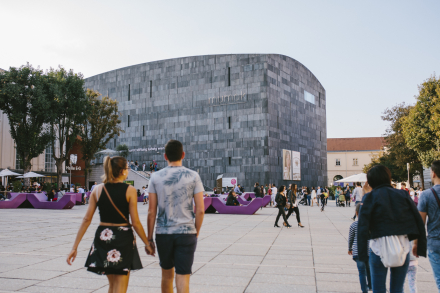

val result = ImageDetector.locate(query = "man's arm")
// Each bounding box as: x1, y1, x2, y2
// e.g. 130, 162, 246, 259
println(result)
193, 191, 204, 237
147, 192, 157, 256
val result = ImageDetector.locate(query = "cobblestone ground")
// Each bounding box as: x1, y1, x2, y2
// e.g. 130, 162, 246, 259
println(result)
0, 201, 437, 292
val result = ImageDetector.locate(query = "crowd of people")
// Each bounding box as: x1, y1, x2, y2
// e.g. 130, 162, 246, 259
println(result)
128, 160, 158, 172
345, 160, 440, 293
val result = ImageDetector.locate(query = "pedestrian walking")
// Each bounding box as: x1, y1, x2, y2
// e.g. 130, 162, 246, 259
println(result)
142, 186, 149, 205
142, 163, 146, 171
352, 182, 364, 220
271, 184, 277, 207
345, 184, 351, 207
316, 186, 321, 205
67, 156, 153, 293
358, 165, 427, 293
274, 185, 291, 228
349, 203, 371, 293
286, 184, 304, 227
335, 187, 340, 206
415, 160, 440, 291
147, 140, 205, 293
320, 191, 326, 212
305, 187, 311, 206
311, 187, 317, 207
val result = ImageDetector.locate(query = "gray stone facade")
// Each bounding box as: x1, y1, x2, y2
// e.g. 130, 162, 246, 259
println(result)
84, 54, 327, 191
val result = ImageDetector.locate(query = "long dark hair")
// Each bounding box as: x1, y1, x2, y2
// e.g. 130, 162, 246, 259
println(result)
279, 185, 285, 193
290, 184, 297, 194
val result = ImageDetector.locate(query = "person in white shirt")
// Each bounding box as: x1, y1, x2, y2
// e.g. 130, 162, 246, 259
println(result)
271, 184, 278, 207
78, 186, 85, 193
316, 186, 322, 205
311, 187, 317, 207
352, 182, 364, 221
142, 185, 149, 205
90, 182, 98, 192
142, 163, 146, 171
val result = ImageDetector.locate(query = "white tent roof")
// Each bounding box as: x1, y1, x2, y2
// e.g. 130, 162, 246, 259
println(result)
96, 149, 118, 155
335, 173, 367, 183
16, 172, 46, 178
0, 169, 21, 177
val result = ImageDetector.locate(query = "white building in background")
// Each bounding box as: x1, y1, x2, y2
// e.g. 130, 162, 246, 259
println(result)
327, 137, 385, 186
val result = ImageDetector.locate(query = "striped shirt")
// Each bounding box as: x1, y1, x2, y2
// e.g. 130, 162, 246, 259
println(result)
348, 221, 368, 257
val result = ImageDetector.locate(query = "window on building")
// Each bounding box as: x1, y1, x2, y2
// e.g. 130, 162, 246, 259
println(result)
304, 90, 315, 104
336, 159, 341, 166
228, 157, 231, 165
114, 139, 117, 148
128, 115, 130, 127
143, 125, 145, 136
149, 80, 152, 98
227, 67, 231, 86
45, 145, 55, 172
228, 116, 231, 129
353, 158, 358, 166
15, 150, 22, 170
319, 92, 321, 107
128, 84, 130, 101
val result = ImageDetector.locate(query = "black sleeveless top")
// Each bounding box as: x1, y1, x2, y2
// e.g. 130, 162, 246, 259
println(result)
97, 183, 130, 224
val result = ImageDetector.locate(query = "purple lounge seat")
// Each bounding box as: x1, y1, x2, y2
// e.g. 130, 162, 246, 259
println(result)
242, 192, 255, 200
27, 193, 76, 209
0, 193, 28, 209
211, 197, 263, 215
237, 196, 252, 205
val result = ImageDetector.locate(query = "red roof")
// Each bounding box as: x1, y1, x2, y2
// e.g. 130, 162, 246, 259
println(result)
327, 137, 385, 151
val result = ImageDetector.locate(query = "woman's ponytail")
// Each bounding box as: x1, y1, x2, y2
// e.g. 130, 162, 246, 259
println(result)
101, 156, 127, 183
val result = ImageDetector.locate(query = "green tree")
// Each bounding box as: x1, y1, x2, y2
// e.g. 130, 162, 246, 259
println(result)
116, 144, 129, 158
0, 64, 53, 186
381, 103, 424, 187
79, 89, 123, 187
403, 76, 440, 167
363, 151, 409, 183
47, 66, 88, 189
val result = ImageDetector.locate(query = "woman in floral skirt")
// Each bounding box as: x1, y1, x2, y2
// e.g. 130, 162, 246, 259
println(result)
67, 156, 153, 293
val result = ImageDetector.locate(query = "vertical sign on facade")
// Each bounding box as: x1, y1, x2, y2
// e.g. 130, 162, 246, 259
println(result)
283, 149, 292, 180
291, 151, 301, 181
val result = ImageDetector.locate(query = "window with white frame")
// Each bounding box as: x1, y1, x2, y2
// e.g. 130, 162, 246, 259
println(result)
353, 158, 358, 166
336, 159, 341, 166
304, 90, 315, 104
45, 145, 56, 172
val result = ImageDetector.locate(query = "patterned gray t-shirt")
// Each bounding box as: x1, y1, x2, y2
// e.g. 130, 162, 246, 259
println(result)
148, 166, 204, 234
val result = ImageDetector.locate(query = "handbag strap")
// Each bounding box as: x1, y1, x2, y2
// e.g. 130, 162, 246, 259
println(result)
102, 184, 131, 226
431, 188, 440, 209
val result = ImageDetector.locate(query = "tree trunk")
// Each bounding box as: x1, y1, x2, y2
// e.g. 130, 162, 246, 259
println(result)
23, 153, 32, 187
84, 159, 90, 190
56, 159, 64, 190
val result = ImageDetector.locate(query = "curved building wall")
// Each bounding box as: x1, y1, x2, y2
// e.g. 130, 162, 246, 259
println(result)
84, 54, 327, 190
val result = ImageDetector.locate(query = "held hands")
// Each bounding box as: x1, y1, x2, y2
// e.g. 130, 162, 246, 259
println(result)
66, 249, 77, 265
412, 243, 419, 258
145, 241, 156, 257
348, 250, 353, 256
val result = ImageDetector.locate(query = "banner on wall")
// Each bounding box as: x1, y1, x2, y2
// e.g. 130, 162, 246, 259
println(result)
222, 177, 238, 187
283, 149, 292, 180
291, 151, 301, 181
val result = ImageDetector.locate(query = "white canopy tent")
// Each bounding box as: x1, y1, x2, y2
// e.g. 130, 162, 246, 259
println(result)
16, 172, 46, 178
96, 149, 119, 155
0, 169, 21, 187
335, 173, 367, 183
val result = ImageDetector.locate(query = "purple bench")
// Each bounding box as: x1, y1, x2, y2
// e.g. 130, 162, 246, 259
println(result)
64, 192, 90, 205
0, 193, 28, 209
0, 193, 76, 209
211, 197, 263, 215
27, 193, 76, 209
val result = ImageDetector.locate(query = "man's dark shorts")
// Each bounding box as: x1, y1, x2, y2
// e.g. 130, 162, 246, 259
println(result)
155, 234, 197, 275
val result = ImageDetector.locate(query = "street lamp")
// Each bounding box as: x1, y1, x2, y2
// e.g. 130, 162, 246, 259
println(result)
70, 154, 77, 188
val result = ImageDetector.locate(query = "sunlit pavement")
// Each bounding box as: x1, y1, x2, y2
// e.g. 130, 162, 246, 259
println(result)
0, 201, 437, 292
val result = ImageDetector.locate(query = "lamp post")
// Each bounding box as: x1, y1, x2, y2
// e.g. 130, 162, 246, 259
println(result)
407, 163, 410, 186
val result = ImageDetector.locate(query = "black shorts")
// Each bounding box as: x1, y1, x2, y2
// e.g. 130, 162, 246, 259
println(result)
155, 234, 197, 275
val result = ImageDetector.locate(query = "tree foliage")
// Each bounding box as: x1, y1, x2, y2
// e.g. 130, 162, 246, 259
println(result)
402, 75, 440, 167
116, 144, 129, 158
79, 89, 123, 186
0, 64, 53, 186
47, 66, 88, 188
363, 151, 409, 183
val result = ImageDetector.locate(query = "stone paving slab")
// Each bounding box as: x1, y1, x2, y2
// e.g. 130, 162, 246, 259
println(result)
0, 201, 437, 292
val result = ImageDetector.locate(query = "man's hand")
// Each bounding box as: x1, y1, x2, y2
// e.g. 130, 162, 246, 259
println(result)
348, 250, 353, 255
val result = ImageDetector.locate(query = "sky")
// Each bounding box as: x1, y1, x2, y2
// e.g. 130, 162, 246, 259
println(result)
1, 0, 439, 138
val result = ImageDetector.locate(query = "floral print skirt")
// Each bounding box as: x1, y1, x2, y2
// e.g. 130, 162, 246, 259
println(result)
85, 226, 143, 275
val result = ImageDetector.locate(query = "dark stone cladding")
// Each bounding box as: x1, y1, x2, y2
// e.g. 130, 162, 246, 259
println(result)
84, 54, 327, 191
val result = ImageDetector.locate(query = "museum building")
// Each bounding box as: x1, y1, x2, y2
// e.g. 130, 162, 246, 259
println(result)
84, 54, 327, 191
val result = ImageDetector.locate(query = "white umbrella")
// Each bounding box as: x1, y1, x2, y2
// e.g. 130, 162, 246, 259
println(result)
16, 172, 46, 178
0, 169, 21, 177
335, 173, 367, 183
96, 149, 118, 155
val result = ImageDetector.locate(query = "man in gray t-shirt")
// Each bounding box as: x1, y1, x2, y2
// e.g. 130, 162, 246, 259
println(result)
416, 160, 440, 290
147, 140, 204, 293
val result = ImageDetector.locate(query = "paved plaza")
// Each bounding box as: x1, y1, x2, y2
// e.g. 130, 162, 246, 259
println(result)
0, 202, 437, 293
